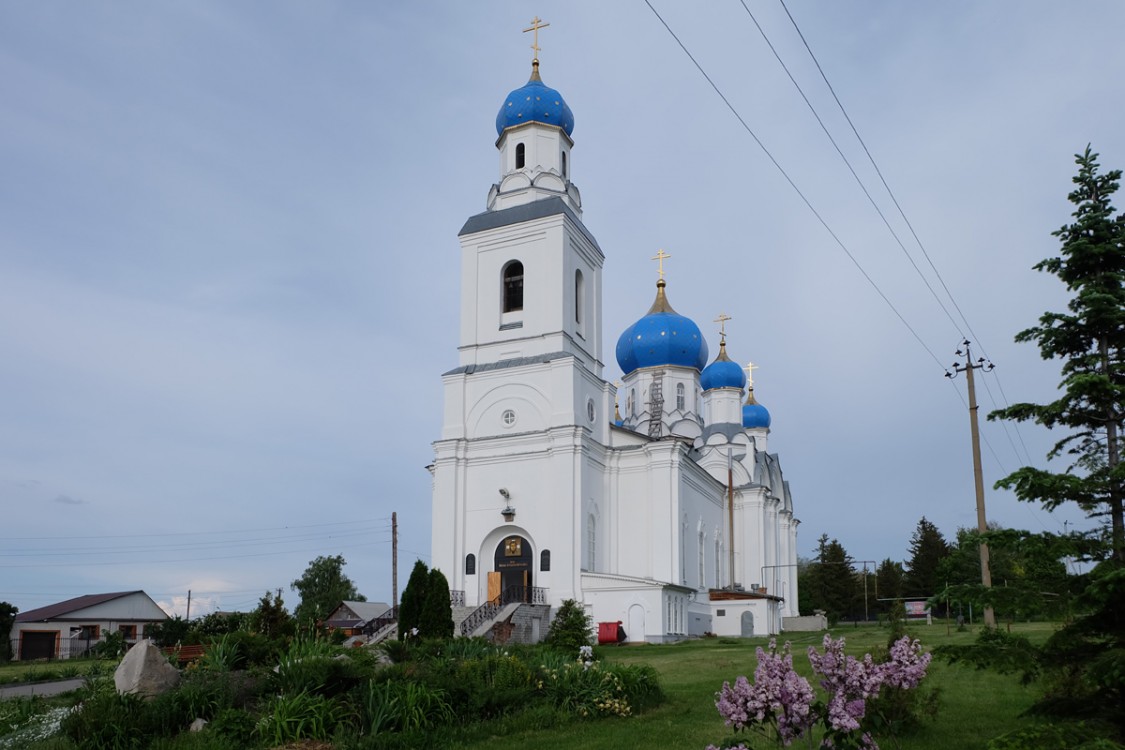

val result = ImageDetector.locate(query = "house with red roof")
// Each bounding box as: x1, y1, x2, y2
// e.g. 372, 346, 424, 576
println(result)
11, 591, 169, 660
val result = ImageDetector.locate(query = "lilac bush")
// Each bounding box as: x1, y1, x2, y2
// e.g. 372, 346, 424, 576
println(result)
715, 640, 816, 745
709, 635, 932, 750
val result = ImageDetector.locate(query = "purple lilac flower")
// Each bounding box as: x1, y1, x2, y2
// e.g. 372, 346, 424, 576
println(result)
715, 639, 816, 746
882, 636, 931, 690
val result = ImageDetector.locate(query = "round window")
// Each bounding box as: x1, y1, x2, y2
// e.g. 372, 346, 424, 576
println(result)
501, 409, 517, 427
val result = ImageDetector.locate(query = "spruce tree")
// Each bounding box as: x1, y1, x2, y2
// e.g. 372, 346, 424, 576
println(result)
990, 146, 1125, 562
875, 558, 905, 615
903, 517, 950, 597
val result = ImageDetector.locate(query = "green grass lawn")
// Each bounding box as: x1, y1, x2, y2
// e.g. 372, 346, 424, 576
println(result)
0, 658, 112, 685
454, 621, 1054, 750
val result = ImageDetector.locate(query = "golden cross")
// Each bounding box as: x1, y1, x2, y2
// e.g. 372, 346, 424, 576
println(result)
523, 16, 550, 61
745, 360, 759, 388
651, 248, 671, 280
714, 313, 732, 341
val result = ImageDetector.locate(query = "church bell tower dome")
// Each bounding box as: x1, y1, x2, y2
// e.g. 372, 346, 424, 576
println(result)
615, 279, 709, 375
496, 61, 575, 137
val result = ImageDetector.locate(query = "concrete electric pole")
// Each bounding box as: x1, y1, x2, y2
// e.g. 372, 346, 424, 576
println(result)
946, 340, 996, 628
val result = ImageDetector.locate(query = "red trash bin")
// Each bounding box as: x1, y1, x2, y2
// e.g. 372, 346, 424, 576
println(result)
597, 621, 625, 644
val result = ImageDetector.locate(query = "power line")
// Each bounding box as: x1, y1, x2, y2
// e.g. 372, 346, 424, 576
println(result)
0, 517, 392, 542
736, 0, 966, 341
642, 0, 948, 372
774, 0, 1037, 467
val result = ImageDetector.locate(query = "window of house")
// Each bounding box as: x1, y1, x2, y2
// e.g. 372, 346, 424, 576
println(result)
540, 549, 551, 571
465, 553, 476, 575
515, 142, 526, 169
628, 389, 636, 417
676, 383, 685, 411
77, 624, 99, 640
561, 150, 567, 178
502, 261, 524, 313
118, 624, 137, 639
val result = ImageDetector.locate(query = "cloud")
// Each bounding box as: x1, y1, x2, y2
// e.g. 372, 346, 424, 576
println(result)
52, 494, 84, 505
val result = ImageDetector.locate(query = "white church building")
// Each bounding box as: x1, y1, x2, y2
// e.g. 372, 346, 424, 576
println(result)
430, 52, 799, 641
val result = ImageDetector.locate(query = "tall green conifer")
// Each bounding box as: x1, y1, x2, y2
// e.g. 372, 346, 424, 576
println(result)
990, 146, 1125, 562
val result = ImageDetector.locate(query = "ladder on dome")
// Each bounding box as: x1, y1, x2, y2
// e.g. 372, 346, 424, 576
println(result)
648, 370, 665, 438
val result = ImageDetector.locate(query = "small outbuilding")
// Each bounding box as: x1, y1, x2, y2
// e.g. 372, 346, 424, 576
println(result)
12, 591, 169, 660
323, 601, 392, 637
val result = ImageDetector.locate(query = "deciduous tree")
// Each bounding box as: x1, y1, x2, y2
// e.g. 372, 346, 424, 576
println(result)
290, 554, 364, 626
0, 602, 17, 662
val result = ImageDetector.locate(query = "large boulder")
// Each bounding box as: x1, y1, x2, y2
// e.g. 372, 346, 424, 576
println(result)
114, 639, 180, 698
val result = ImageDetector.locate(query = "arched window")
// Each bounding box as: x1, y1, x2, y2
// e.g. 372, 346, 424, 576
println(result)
574, 269, 584, 324
561, 150, 567, 178
587, 514, 596, 571
676, 383, 685, 411
515, 142, 526, 169
465, 554, 476, 575
502, 261, 524, 313
540, 549, 551, 572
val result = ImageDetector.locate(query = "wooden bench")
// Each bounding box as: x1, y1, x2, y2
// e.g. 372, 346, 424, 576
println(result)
161, 644, 206, 664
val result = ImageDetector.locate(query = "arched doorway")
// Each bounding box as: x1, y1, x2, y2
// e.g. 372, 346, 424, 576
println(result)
628, 604, 646, 643
492, 535, 532, 601
740, 611, 755, 637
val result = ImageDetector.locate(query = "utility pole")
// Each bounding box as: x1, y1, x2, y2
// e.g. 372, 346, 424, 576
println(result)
391, 512, 399, 618
946, 340, 996, 628
185, 589, 192, 621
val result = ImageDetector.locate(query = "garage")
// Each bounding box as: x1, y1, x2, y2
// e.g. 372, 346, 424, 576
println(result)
18, 630, 58, 661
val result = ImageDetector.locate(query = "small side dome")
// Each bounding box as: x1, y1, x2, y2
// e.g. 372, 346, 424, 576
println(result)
700, 341, 747, 392
742, 388, 772, 429
616, 281, 708, 375
496, 62, 575, 136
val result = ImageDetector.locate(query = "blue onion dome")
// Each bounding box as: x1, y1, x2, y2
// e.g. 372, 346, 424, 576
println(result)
616, 280, 709, 375
496, 61, 575, 136
701, 340, 747, 391
742, 387, 772, 429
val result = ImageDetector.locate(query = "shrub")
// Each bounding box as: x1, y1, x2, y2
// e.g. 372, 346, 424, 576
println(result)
987, 722, 1125, 750
273, 638, 363, 697
205, 707, 257, 746
420, 568, 455, 639
60, 692, 152, 749
379, 639, 410, 664
536, 658, 633, 718
544, 599, 593, 653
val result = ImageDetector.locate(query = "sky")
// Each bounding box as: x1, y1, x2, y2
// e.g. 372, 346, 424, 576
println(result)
2, 2, 1124, 619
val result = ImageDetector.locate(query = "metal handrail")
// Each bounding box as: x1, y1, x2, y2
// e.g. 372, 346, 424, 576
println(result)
457, 585, 549, 636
